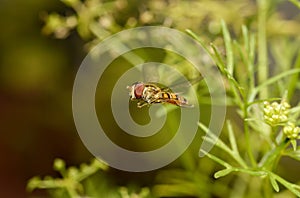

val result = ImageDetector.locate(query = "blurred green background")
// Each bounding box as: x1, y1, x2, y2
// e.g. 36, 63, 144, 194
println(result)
0, 1, 89, 197
0, 0, 299, 197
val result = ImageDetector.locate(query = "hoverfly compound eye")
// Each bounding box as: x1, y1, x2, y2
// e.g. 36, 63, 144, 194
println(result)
134, 82, 144, 99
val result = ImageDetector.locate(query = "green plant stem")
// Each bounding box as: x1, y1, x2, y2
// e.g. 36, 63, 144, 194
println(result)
257, 0, 269, 99
227, 121, 248, 169
287, 52, 300, 100
244, 103, 257, 167
66, 183, 80, 198
270, 126, 279, 145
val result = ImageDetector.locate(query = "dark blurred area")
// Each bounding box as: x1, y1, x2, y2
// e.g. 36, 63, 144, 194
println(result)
0, 1, 90, 197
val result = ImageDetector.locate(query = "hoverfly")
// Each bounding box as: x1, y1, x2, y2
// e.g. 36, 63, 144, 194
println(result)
127, 81, 195, 108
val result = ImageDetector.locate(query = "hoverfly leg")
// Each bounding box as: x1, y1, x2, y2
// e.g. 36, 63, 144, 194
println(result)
137, 101, 149, 108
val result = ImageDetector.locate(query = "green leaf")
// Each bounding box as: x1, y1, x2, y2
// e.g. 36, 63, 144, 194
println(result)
242, 25, 249, 53
221, 20, 234, 75
269, 174, 280, 192
200, 149, 232, 169
185, 29, 214, 60
226, 121, 248, 168
186, 29, 226, 74
198, 122, 232, 155
291, 139, 297, 151
227, 121, 238, 154
210, 42, 226, 73
199, 121, 248, 168
214, 168, 233, 178
268, 172, 300, 197
231, 168, 267, 177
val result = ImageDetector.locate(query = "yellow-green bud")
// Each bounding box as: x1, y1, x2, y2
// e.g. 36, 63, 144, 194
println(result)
283, 122, 300, 139
263, 100, 290, 126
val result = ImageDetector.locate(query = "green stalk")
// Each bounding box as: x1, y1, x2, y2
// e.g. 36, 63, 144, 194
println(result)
244, 103, 257, 167
287, 52, 300, 100
257, 0, 269, 99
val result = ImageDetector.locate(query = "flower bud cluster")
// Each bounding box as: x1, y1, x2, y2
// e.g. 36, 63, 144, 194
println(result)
283, 122, 300, 140
263, 101, 290, 127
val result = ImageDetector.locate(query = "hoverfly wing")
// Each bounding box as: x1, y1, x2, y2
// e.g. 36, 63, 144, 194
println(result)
147, 82, 172, 92
178, 103, 194, 108
167, 75, 204, 91
142, 64, 160, 82
160, 76, 203, 108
